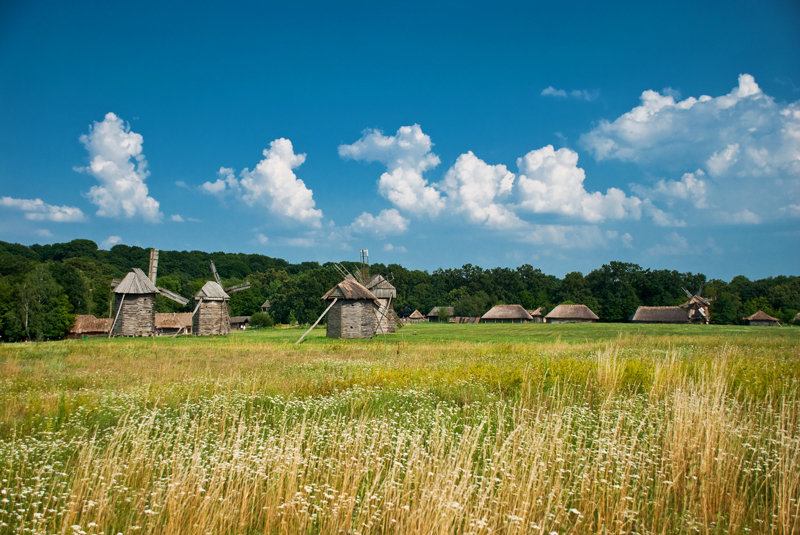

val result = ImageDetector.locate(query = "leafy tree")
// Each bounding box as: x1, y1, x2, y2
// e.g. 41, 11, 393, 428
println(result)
249, 311, 274, 328
3, 264, 74, 341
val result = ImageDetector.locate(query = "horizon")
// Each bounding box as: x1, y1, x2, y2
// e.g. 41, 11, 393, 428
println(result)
1, 1, 798, 280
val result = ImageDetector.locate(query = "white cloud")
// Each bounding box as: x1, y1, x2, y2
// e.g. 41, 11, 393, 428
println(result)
440, 151, 523, 229
201, 140, 323, 227
384, 243, 407, 253
101, 235, 122, 249
77, 112, 162, 222
515, 224, 612, 249
541, 86, 599, 101
339, 125, 445, 216
255, 233, 269, 245
349, 209, 409, 237
0, 196, 86, 222
34, 229, 53, 238
516, 145, 642, 222
643, 200, 686, 227
170, 214, 184, 222
581, 74, 800, 225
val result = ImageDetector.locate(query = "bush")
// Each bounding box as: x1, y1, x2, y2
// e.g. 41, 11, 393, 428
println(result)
249, 311, 274, 328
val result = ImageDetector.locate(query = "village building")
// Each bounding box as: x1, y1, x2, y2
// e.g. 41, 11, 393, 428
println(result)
481, 304, 533, 323
743, 310, 781, 326
426, 306, 454, 323
365, 274, 397, 334
406, 309, 425, 323
230, 316, 251, 330
155, 313, 193, 335
193, 281, 231, 336
110, 268, 158, 337
260, 299, 271, 312
630, 306, 689, 324
321, 277, 380, 339
527, 307, 544, 323
680, 292, 713, 324
68, 315, 112, 339
545, 304, 600, 324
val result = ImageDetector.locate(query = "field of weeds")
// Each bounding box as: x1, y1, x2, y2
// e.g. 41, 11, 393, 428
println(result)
1, 323, 799, 534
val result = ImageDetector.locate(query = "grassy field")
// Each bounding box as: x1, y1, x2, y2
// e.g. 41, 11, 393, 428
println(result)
1, 323, 799, 534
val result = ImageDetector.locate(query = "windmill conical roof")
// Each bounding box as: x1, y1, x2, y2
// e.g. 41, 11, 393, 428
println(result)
321, 277, 377, 301
195, 281, 230, 300
113, 268, 158, 294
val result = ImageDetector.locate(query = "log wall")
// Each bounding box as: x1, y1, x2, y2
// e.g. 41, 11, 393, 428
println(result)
327, 299, 377, 339
193, 300, 230, 335
112, 294, 155, 337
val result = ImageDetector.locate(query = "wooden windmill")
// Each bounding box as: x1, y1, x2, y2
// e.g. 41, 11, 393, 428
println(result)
109, 249, 189, 337
192, 260, 251, 336
680, 285, 714, 324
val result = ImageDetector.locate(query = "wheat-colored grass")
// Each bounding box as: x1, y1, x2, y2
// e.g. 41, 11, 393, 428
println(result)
0, 323, 798, 534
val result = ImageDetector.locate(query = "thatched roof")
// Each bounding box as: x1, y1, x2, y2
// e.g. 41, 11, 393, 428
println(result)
113, 268, 157, 294
155, 313, 193, 330
321, 278, 377, 301
261, 299, 271, 308
70, 314, 112, 334
427, 306, 454, 317
744, 310, 780, 322
631, 306, 689, 323
230, 316, 251, 324
409, 309, 424, 319
481, 304, 533, 320
195, 281, 230, 301
546, 304, 599, 320
527, 307, 543, 317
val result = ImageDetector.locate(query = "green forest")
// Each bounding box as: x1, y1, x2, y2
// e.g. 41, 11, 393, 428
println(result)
0, 239, 798, 341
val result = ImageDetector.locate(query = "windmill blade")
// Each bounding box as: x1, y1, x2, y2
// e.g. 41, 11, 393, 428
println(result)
225, 282, 251, 293
209, 260, 221, 285
333, 263, 352, 280
682, 287, 694, 299
157, 287, 189, 306
110, 279, 121, 289
148, 249, 159, 283
697, 282, 704, 296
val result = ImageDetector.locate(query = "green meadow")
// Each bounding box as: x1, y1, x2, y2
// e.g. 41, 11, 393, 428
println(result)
1, 323, 799, 534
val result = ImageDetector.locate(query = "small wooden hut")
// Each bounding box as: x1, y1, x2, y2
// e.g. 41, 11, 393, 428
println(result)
527, 308, 544, 323
545, 304, 599, 324
630, 306, 689, 324
155, 313, 193, 335
322, 278, 380, 339
68, 315, 112, 339
743, 310, 781, 326
426, 306, 454, 323
111, 268, 158, 337
230, 316, 250, 330
481, 304, 533, 323
407, 309, 425, 323
193, 281, 231, 336
260, 299, 271, 312
366, 274, 397, 334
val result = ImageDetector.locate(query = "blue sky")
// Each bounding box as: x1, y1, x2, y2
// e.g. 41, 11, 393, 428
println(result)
1, 0, 798, 279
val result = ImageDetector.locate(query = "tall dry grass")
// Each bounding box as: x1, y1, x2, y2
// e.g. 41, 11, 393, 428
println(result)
1, 326, 799, 533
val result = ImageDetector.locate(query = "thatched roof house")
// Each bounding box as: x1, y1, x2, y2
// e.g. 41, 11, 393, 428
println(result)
545, 304, 599, 324
193, 281, 231, 336
366, 274, 397, 334
426, 306, 454, 323
630, 306, 689, 324
481, 304, 533, 323
111, 268, 158, 337
743, 310, 781, 327
527, 307, 544, 323
260, 299, 271, 311
322, 278, 380, 339
155, 313, 193, 335
230, 316, 251, 330
407, 309, 425, 323
68, 315, 112, 339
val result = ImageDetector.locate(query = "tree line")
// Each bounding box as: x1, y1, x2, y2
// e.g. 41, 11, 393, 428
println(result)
0, 239, 798, 341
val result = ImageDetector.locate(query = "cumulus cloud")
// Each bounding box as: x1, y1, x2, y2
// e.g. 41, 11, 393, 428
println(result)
384, 243, 407, 253
581, 74, 800, 225
77, 112, 162, 222
516, 145, 642, 223
255, 233, 269, 245
348, 209, 410, 237
201, 139, 323, 227
633, 170, 708, 212
541, 86, 599, 101
0, 196, 85, 222
339, 125, 445, 216
101, 235, 122, 249
440, 151, 523, 228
